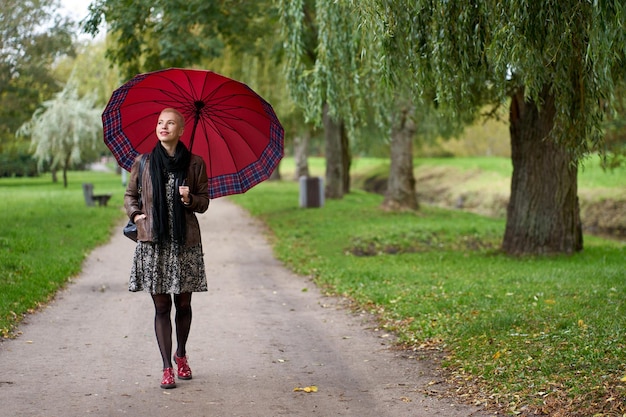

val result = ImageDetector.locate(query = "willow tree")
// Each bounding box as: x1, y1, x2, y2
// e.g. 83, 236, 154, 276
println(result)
18, 82, 102, 187
356, 1, 626, 255
279, 0, 366, 199
280, 1, 454, 209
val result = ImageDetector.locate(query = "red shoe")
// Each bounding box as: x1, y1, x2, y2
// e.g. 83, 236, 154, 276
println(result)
173, 354, 192, 380
160, 367, 176, 389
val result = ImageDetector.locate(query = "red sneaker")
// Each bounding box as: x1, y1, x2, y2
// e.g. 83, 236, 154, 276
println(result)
173, 354, 192, 380
160, 367, 176, 389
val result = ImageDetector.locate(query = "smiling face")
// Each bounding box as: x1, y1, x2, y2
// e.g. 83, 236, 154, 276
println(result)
156, 109, 185, 146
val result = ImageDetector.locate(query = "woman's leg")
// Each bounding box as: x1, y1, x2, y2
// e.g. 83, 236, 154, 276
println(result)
151, 293, 173, 369
173, 292, 192, 358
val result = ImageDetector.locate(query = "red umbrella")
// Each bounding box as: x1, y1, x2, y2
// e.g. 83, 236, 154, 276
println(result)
102, 68, 284, 198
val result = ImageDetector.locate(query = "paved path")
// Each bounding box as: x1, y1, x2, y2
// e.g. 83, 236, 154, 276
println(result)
0, 198, 491, 417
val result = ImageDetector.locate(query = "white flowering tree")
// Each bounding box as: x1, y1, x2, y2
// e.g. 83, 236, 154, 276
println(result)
18, 81, 102, 187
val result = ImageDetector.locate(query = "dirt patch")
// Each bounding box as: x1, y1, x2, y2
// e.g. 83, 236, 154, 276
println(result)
347, 230, 501, 256
360, 167, 626, 239
580, 198, 626, 238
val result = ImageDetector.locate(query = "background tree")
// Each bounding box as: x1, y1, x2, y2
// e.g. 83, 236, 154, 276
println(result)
380, 99, 418, 210
18, 82, 102, 187
51, 41, 123, 164
0, 0, 75, 176
279, 0, 364, 199
84, 0, 293, 178
84, 0, 271, 80
356, 0, 626, 255
54, 41, 122, 108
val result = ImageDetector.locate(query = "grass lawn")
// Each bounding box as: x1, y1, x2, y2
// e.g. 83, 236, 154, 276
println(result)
1, 158, 624, 416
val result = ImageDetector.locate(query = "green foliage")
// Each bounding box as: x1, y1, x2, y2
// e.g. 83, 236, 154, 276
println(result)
53, 41, 123, 108
356, 0, 626, 156
0, 171, 124, 337
0, 142, 39, 178
279, 0, 366, 128
230, 179, 626, 415
279, 0, 482, 164
83, 0, 275, 79
201, 44, 299, 148
602, 80, 626, 168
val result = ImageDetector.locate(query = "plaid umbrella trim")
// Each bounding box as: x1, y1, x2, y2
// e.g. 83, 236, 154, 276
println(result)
102, 73, 149, 172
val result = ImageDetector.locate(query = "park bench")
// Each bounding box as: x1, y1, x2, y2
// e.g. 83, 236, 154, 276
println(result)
82, 183, 112, 207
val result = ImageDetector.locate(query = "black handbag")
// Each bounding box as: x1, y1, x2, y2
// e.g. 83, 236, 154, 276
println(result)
123, 219, 139, 242
123, 155, 147, 241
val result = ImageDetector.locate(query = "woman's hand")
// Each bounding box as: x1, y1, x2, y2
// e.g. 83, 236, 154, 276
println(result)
179, 185, 191, 205
133, 213, 146, 223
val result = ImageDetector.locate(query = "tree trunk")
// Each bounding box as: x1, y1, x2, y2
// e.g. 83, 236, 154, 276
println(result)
503, 87, 583, 255
381, 103, 418, 211
63, 153, 71, 188
323, 103, 344, 199
341, 122, 351, 194
269, 164, 281, 180
293, 130, 310, 180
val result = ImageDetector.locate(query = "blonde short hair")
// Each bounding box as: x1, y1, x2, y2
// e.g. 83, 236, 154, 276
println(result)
160, 108, 185, 126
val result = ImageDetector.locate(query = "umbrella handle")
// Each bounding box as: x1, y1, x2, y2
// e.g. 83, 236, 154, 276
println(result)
188, 100, 205, 152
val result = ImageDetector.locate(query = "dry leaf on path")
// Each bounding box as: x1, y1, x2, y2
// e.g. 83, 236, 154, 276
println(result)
293, 385, 318, 393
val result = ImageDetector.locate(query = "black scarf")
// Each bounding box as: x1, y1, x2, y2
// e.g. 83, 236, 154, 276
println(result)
149, 142, 191, 245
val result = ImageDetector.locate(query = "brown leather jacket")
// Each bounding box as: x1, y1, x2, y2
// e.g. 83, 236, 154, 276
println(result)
124, 154, 210, 246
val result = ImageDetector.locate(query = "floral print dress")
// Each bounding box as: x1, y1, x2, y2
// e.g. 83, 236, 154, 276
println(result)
129, 173, 207, 294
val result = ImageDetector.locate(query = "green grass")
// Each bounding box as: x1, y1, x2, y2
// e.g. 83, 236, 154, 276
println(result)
230, 161, 626, 416
0, 171, 126, 336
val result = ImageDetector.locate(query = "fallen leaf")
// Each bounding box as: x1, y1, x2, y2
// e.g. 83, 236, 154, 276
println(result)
294, 385, 318, 393
493, 351, 501, 360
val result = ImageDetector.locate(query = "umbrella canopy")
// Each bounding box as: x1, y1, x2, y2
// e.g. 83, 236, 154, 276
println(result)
102, 68, 284, 198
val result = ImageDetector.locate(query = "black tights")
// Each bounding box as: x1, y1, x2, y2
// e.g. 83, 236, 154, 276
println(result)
151, 293, 193, 369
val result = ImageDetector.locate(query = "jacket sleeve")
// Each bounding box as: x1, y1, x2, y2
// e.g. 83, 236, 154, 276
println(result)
187, 155, 210, 214
124, 156, 144, 220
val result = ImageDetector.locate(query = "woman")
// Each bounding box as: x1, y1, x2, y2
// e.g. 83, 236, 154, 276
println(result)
124, 108, 210, 389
